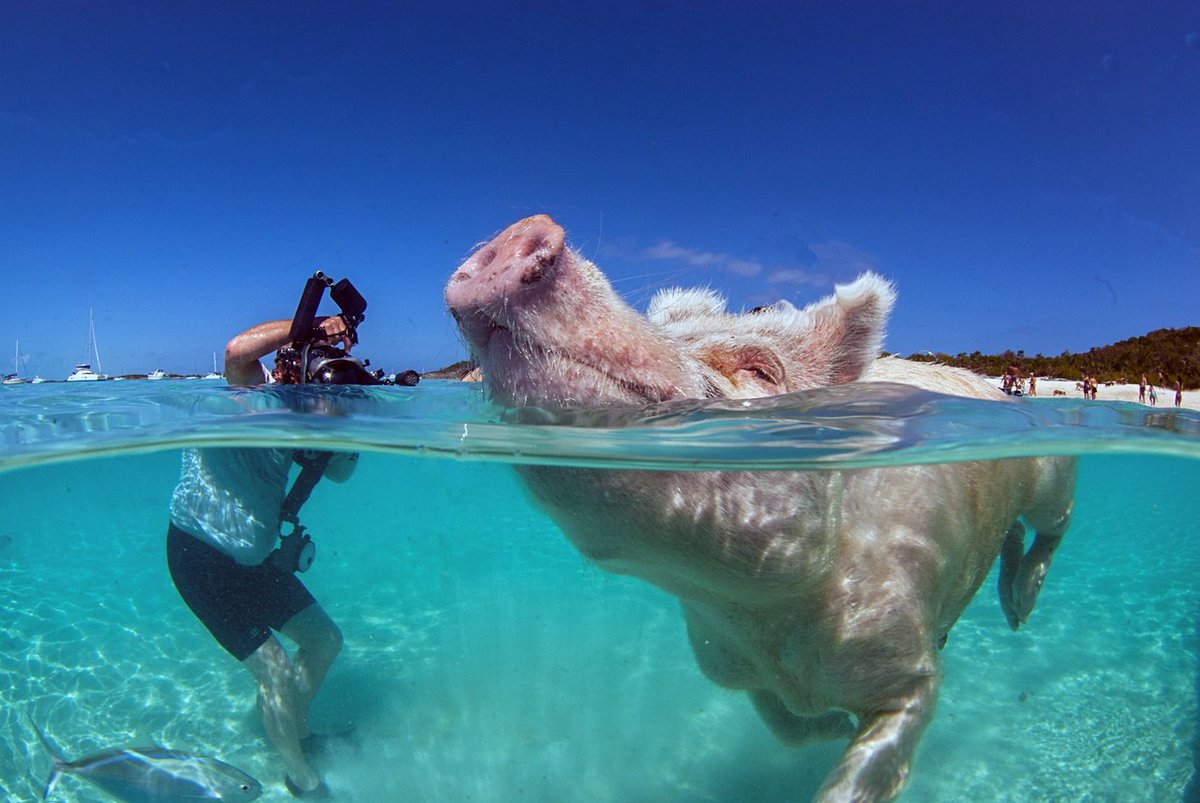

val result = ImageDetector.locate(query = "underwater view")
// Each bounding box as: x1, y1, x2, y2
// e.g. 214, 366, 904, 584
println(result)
1, 380, 1197, 802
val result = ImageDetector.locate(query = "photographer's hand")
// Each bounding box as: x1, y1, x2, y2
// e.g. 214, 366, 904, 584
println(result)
315, 315, 353, 351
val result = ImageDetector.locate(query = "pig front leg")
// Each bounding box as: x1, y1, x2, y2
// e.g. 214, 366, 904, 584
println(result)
1010, 529, 1064, 624
998, 509, 1071, 630
1002, 458, 1076, 629
749, 689, 856, 745
997, 521, 1026, 629
813, 672, 940, 803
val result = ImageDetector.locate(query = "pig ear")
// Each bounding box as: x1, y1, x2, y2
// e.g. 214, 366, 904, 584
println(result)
800, 272, 896, 385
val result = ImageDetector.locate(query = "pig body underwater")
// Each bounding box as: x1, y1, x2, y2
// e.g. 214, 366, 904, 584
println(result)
445, 214, 1075, 802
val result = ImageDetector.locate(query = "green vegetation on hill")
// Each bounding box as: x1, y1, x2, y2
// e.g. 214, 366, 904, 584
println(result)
421, 359, 476, 379
900, 327, 1200, 388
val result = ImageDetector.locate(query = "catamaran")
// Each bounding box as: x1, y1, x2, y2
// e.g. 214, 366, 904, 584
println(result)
66, 310, 109, 381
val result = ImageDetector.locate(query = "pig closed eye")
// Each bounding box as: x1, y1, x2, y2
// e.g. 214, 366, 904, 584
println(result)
742, 365, 779, 384
735, 364, 781, 392
750, 367, 773, 382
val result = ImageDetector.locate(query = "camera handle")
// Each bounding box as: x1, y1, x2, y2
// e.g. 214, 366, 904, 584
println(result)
268, 451, 335, 574
288, 272, 334, 349
270, 523, 316, 574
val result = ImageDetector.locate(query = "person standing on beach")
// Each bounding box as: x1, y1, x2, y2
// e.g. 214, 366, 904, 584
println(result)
1139, 375, 1147, 403
1176, 379, 1183, 408
1149, 384, 1158, 406
1028, 373, 1037, 397
166, 314, 361, 797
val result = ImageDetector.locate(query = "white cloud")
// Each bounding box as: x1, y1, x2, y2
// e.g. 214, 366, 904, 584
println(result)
641, 240, 762, 277
622, 236, 878, 288
645, 241, 735, 269
766, 268, 826, 286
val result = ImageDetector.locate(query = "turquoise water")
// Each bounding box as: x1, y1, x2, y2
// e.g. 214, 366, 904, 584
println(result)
1, 380, 1198, 802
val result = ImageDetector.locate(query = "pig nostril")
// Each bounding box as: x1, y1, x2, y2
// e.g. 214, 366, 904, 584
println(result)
517, 236, 545, 259
521, 249, 559, 284
519, 264, 542, 285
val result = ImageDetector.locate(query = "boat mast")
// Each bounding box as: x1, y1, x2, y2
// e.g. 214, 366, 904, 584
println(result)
88, 308, 104, 375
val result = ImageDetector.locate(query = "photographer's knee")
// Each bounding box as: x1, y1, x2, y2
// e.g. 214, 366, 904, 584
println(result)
323, 623, 344, 659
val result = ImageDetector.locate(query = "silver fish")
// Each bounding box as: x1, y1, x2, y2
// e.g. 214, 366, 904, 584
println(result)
31, 719, 262, 802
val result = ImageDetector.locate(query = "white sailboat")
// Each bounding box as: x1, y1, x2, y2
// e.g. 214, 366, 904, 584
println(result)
202, 351, 223, 380
3, 340, 27, 384
66, 309, 108, 382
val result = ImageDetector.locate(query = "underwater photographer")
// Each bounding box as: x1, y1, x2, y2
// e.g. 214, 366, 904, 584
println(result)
165, 272, 378, 798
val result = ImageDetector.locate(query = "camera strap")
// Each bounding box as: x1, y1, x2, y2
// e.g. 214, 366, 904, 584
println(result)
280, 450, 335, 526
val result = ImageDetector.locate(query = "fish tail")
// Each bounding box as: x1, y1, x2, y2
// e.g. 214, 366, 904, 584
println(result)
24, 713, 67, 800
41, 766, 64, 801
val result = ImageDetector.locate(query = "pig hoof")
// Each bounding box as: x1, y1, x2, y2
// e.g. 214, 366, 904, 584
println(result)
1012, 584, 1042, 623
1000, 595, 1022, 630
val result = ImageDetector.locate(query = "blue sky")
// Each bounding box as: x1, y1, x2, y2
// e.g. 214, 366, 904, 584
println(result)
2, 2, 1197, 378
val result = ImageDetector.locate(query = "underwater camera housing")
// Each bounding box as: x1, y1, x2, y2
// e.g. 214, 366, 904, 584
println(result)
277, 271, 380, 385
269, 525, 316, 574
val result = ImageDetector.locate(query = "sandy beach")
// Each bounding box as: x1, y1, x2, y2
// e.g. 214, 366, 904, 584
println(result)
991, 377, 1197, 412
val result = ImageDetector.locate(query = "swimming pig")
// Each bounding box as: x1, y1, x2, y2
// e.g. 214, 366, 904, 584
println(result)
445, 214, 1075, 803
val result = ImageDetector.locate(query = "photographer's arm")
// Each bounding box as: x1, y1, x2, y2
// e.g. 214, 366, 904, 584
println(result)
224, 317, 353, 386
225, 320, 291, 386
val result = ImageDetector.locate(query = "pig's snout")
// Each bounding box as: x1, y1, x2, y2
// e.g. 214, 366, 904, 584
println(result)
446, 214, 566, 311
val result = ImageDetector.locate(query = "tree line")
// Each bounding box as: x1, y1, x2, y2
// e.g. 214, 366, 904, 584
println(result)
899, 326, 1200, 389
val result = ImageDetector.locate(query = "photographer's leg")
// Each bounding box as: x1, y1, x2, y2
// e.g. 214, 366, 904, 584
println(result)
244, 636, 320, 792
280, 602, 343, 730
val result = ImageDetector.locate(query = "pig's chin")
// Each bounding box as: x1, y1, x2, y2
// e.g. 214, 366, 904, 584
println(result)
478, 327, 674, 410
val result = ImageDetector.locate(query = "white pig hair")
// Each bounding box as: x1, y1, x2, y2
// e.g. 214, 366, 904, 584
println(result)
647, 287, 729, 325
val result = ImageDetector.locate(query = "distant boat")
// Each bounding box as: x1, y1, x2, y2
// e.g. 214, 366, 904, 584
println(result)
147, 369, 168, 380
202, 351, 222, 380
3, 340, 27, 384
66, 309, 108, 382
67, 364, 103, 382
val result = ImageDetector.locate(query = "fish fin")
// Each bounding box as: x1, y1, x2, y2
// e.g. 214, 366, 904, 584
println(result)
25, 713, 66, 763
128, 723, 161, 750
24, 713, 67, 801
42, 767, 63, 801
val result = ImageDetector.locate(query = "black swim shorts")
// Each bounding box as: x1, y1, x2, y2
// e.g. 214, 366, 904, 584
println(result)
166, 523, 316, 661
